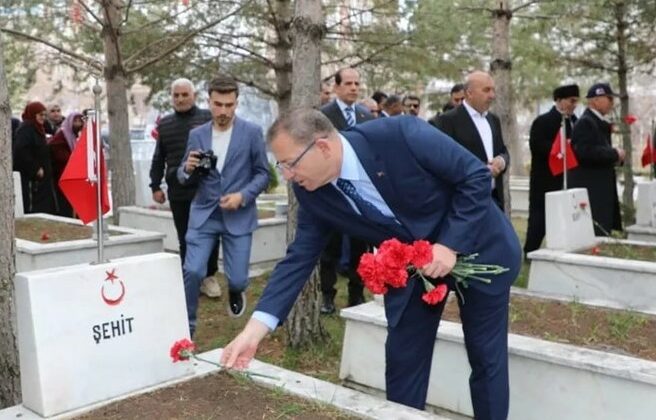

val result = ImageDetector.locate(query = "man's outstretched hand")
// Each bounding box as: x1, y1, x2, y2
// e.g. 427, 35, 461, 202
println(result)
220, 318, 270, 370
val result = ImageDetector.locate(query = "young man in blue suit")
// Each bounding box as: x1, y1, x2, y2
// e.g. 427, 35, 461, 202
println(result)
177, 75, 269, 336
221, 109, 521, 419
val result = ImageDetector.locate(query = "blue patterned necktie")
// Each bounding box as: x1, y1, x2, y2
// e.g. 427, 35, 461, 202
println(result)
336, 178, 395, 225
344, 106, 355, 127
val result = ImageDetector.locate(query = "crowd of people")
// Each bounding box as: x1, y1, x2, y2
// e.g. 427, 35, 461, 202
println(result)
11, 102, 83, 216
10, 68, 627, 418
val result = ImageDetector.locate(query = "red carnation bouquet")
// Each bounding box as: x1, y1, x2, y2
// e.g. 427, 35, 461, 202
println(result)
357, 239, 508, 305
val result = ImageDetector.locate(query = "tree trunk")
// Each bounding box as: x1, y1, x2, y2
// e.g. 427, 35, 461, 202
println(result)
284, 0, 326, 349
273, 0, 293, 113
0, 33, 21, 408
102, 0, 135, 219
615, 2, 634, 226
490, 1, 521, 216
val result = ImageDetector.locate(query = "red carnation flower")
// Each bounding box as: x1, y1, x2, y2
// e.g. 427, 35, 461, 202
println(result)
170, 338, 196, 362
377, 238, 413, 271
40, 232, 50, 241
410, 240, 433, 268
357, 253, 388, 294
624, 114, 637, 125
590, 246, 601, 256
422, 284, 449, 305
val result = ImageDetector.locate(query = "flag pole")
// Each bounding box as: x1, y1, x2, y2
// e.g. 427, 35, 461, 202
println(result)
92, 79, 105, 263
561, 113, 568, 190
651, 119, 655, 181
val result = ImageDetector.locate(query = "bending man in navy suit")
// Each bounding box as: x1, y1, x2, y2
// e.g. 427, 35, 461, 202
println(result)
221, 109, 521, 419
178, 75, 269, 335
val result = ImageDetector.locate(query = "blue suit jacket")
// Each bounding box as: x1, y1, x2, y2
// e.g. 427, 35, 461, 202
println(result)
177, 117, 270, 234
255, 116, 521, 328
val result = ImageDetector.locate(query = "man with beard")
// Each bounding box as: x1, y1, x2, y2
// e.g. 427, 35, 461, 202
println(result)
524, 84, 579, 255
178, 75, 269, 336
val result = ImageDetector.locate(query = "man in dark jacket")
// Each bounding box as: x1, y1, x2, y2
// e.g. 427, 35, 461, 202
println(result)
434, 71, 509, 210
149, 78, 221, 297
524, 84, 580, 254
318, 67, 375, 314
569, 83, 624, 236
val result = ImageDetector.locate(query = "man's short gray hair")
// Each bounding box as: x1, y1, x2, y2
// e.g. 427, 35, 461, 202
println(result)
266, 108, 336, 146
170, 78, 195, 92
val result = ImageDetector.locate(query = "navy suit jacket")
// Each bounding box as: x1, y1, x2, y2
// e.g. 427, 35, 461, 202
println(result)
177, 117, 270, 234
255, 117, 521, 328
320, 100, 374, 130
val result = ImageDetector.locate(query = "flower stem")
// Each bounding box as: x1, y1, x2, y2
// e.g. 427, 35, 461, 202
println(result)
192, 355, 279, 380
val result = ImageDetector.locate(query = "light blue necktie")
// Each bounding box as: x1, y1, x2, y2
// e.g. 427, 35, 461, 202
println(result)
344, 107, 355, 127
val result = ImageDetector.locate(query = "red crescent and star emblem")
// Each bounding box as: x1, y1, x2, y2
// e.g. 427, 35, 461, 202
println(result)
101, 268, 125, 306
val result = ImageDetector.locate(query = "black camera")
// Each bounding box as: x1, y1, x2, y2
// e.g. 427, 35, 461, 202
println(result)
195, 150, 218, 176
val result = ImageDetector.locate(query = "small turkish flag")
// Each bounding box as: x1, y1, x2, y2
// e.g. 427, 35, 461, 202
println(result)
548, 130, 579, 176
59, 122, 110, 224
151, 115, 160, 140
641, 135, 655, 167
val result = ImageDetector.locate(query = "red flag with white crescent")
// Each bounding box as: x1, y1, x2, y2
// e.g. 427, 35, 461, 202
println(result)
59, 122, 110, 224
548, 130, 579, 176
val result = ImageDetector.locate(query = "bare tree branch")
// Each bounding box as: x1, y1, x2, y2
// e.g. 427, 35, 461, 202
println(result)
0, 27, 102, 71
511, 0, 546, 14
78, 0, 105, 27
125, 2, 251, 74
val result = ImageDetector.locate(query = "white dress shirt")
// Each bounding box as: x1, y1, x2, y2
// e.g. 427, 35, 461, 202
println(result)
211, 125, 233, 172
463, 100, 494, 162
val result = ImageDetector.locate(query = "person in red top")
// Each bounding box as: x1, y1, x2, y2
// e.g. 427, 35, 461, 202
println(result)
49, 111, 84, 217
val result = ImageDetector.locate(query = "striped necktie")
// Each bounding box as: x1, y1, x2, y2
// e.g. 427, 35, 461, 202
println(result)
344, 106, 355, 127
336, 178, 396, 225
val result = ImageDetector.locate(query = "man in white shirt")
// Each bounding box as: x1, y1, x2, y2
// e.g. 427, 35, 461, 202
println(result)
178, 75, 269, 335
434, 71, 510, 210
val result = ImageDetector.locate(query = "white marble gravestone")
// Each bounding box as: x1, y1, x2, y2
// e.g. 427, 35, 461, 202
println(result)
545, 188, 596, 251
15, 252, 191, 417
635, 180, 656, 227
13, 171, 24, 217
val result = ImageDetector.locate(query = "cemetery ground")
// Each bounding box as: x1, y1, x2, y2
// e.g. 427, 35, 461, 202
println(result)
15, 215, 656, 417
76, 371, 356, 419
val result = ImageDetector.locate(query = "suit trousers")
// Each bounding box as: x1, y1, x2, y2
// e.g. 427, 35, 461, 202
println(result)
386, 279, 510, 420
183, 208, 252, 335
524, 198, 546, 254
170, 199, 219, 276
319, 232, 366, 306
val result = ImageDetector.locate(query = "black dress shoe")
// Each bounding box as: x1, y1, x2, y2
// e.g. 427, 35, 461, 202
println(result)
227, 291, 246, 318
320, 297, 336, 315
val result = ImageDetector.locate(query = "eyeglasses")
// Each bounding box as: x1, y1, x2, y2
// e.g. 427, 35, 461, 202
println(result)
275, 140, 316, 172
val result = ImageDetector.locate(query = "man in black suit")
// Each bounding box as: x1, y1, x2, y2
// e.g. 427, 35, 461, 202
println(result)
569, 83, 624, 236
524, 84, 579, 255
434, 71, 510, 210
318, 67, 374, 314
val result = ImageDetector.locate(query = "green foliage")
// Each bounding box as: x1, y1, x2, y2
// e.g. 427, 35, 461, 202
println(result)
607, 311, 648, 341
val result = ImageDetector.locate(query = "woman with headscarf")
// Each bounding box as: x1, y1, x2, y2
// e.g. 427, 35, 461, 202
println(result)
49, 112, 83, 217
13, 101, 58, 214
